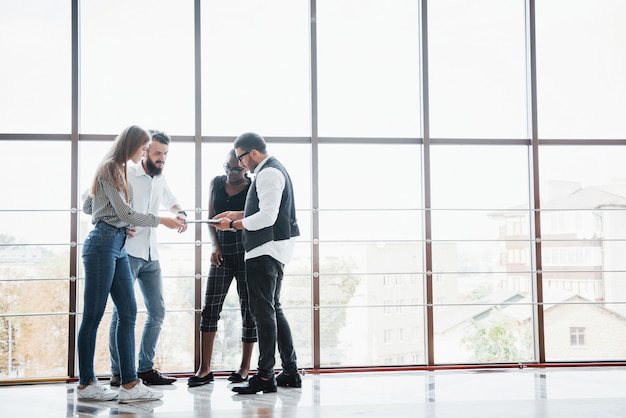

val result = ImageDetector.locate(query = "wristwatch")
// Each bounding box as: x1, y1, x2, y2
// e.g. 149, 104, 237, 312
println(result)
228, 220, 237, 233
177, 210, 187, 217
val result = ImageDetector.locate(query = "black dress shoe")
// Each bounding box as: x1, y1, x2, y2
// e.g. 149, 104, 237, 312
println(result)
228, 372, 248, 383
232, 375, 277, 394
138, 369, 177, 385
188, 372, 214, 387
276, 371, 302, 388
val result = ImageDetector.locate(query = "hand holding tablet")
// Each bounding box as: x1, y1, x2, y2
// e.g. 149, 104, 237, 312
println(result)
184, 219, 222, 224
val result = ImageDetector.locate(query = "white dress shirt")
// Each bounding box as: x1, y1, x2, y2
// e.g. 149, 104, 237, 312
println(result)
125, 160, 179, 261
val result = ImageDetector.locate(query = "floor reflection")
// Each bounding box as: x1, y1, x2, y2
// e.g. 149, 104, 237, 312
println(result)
2, 367, 626, 417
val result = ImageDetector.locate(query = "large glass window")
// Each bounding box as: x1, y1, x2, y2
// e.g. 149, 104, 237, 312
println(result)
428, 0, 528, 139
0, 0, 71, 133
539, 146, 626, 361
316, 0, 421, 137
201, 0, 311, 136
3, 1, 626, 382
0, 139, 72, 378
535, 0, 626, 139
318, 144, 425, 366
80, 0, 195, 134
430, 145, 534, 363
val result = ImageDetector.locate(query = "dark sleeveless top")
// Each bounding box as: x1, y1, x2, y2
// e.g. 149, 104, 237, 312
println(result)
211, 175, 250, 256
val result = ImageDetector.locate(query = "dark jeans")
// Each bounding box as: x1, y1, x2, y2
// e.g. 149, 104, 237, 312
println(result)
245, 255, 297, 379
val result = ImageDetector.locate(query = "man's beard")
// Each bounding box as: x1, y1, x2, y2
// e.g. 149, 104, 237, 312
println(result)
144, 156, 163, 176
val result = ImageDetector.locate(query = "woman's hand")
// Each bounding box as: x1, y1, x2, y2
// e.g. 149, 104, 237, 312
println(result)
160, 217, 186, 230
210, 246, 223, 266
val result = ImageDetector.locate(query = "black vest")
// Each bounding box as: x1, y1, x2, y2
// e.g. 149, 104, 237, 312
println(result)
243, 157, 300, 251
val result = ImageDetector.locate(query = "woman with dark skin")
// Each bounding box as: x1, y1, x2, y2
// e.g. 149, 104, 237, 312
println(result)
188, 150, 257, 387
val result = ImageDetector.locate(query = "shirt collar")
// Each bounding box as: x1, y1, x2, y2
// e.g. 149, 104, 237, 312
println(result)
253, 155, 272, 174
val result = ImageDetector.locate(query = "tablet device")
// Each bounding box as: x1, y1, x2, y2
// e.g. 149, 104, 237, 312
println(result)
185, 219, 222, 224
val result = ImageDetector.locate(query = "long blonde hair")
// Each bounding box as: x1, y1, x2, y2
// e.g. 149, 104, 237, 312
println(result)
90, 125, 150, 202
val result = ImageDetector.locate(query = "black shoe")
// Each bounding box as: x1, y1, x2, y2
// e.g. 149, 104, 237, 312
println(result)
232, 375, 277, 394
110, 374, 121, 387
188, 372, 214, 387
137, 369, 177, 385
276, 371, 302, 388
228, 372, 248, 383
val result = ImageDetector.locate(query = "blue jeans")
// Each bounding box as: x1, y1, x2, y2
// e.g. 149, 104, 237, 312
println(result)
109, 255, 165, 375
78, 221, 138, 386
245, 255, 297, 379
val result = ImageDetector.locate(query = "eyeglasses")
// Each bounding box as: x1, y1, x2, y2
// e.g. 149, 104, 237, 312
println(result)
236, 150, 251, 162
223, 164, 243, 174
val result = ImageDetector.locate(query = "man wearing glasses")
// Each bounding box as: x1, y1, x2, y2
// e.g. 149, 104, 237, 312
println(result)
212, 132, 302, 394
188, 149, 257, 387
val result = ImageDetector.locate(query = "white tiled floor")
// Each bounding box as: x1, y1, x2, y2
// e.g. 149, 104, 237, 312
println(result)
2, 367, 626, 417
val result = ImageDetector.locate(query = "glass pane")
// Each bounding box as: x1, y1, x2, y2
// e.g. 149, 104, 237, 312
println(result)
80, 0, 195, 133
539, 145, 626, 360
151, 311, 195, 372
0, 0, 70, 133
320, 210, 422, 241
317, 0, 421, 137
539, 146, 626, 200
319, 144, 422, 209
434, 298, 534, 363
0, 245, 70, 280
201, 0, 310, 136
536, 0, 626, 139
0, 141, 71, 210
432, 210, 531, 241
544, 302, 626, 362
320, 243, 423, 275
430, 145, 532, 316
321, 306, 426, 367
1, 212, 70, 247
0, 280, 69, 314
0, 315, 69, 379
428, 0, 528, 139
542, 273, 604, 304
430, 145, 531, 209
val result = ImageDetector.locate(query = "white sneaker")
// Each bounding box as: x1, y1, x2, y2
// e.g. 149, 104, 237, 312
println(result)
76, 380, 118, 401
118, 380, 164, 403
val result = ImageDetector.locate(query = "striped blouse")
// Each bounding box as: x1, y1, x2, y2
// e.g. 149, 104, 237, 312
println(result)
83, 174, 160, 229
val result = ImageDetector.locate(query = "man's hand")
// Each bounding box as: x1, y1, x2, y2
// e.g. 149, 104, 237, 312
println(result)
213, 210, 244, 220
212, 218, 231, 231
176, 214, 188, 233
